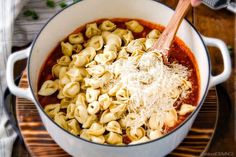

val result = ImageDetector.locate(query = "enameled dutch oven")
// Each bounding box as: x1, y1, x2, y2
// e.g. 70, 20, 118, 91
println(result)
6, 0, 231, 156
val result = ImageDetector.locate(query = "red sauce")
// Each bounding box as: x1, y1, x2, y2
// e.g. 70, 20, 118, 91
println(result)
37, 18, 200, 141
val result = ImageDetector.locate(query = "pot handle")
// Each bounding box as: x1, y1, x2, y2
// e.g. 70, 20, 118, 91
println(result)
6, 46, 34, 101
202, 36, 232, 88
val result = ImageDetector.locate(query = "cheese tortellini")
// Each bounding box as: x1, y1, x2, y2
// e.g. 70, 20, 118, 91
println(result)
125, 20, 144, 33
62, 82, 80, 98
179, 104, 196, 116
99, 20, 116, 31
61, 42, 73, 56
106, 121, 122, 134
38, 80, 58, 96
54, 112, 68, 130
85, 23, 101, 38
39, 19, 196, 146
105, 132, 122, 144
85, 35, 104, 51
44, 103, 60, 118
67, 119, 81, 135
146, 29, 161, 39
69, 33, 84, 44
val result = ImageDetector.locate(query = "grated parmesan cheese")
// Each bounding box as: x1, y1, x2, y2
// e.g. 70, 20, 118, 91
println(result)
106, 49, 191, 132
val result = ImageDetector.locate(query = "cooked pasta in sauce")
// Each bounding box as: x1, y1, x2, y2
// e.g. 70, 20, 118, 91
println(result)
37, 19, 200, 145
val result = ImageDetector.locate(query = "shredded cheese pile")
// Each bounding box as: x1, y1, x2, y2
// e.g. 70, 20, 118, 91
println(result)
108, 51, 191, 131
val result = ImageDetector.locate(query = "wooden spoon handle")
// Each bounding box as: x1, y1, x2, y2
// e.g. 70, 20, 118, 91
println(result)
152, 0, 191, 55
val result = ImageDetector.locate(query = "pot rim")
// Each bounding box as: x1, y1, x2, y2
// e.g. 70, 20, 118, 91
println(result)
28, 0, 211, 148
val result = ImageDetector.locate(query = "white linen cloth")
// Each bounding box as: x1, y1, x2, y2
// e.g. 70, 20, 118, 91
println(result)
0, 0, 74, 156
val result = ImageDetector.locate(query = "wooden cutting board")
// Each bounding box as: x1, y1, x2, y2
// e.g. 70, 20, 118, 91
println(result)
16, 72, 218, 157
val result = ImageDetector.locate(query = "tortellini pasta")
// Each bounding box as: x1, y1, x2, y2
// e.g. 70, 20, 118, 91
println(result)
104, 34, 122, 49
85, 60, 97, 68
86, 88, 100, 103
103, 45, 118, 63
74, 105, 88, 124
147, 130, 163, 140
40, 19, 197, 145
59, 74, 71, 89
54, 112, 68, 130
66, 67, 84, 82
84, 77, 103, 89
85, 35, 104, 51
164, 109, 178, 128
76, 93, 87, 107
61, 42, 73, 56
73, 44, 83, 53
100, 72, 113, 85
80, 47, 96, 61
109, 101, 127, 118
87, 122, 105, 136
99, 20, 116, 31
91, 135, 105, 144
86, 64, 105, 77
126, 127, 145, 141
178, 104, 196, 116
57, 90, 65, 99
80, 80, 86, 91
104, 44, 118, 55
38, 80, 58, 96
44, 103, 60, 118
122, 30, 134, 45
126, 38, 146, 53
125, 20, 144, 33
105, 121, 122, 134
85, 23, 101, 38
94, 54, 105, 64
148, 113, 164, 130
98, 93, 112, 110
57, 56, 71, 66
146, 29, 161, 39
182, 79, 192, 91
58, 67, 68, 79
108, 82, 122, 96
170, 88, 181, 99
67, 119, 81, 135
52, 64, 64, 78
66, 103, 76, 119
117, 47, 129, 59
80, 129, 91, 141
62, 82, 80, 98
82, 114, 97, 129
60, 98, 72, 109
119, 118, 127, 129
87, 101, 100, 114
129, 136, 149, 145
69, 33, 84, 44
125, 113, 145, 129
72, 54, 90, 67
105, 132, 122, 144
101, 31, 111, 40
145, 38, 157, 50
113, 28, 127, 38
116, 87, 130, 101
100, 110, 117, 124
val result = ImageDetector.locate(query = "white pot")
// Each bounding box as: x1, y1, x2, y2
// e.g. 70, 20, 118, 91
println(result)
6, 0, 232, 156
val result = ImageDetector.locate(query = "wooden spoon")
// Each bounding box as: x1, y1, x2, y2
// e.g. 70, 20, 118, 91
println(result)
152, 0, 191, 61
